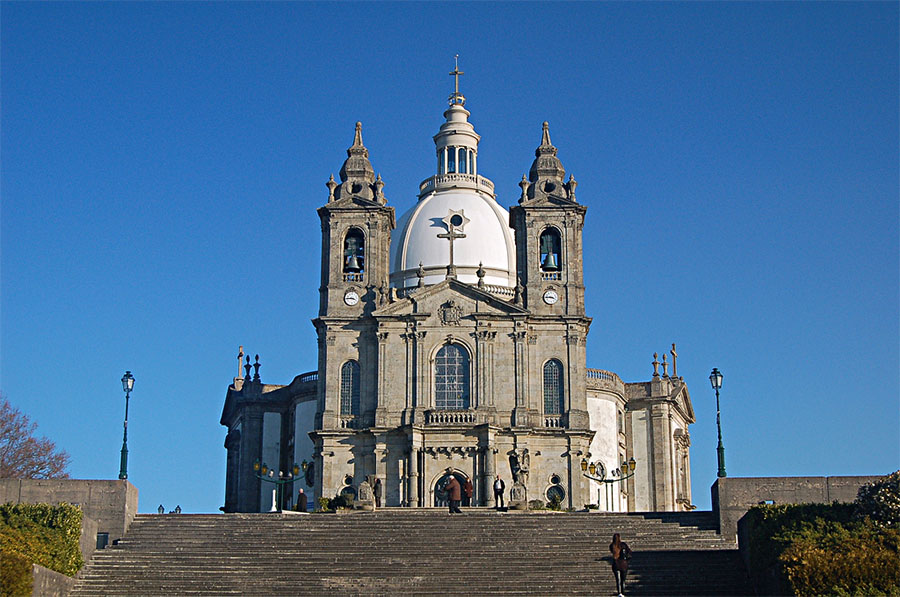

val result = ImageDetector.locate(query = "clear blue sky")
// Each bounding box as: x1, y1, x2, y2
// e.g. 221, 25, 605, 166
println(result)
2, 2, 897, 514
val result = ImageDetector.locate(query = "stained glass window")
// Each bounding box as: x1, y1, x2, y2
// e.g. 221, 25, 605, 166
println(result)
435, 343, 470, 410
340, 360, 360, 416
543, 359, 564, 414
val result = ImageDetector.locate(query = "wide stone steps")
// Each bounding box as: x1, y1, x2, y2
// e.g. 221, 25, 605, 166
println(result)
71, 510, 751, 596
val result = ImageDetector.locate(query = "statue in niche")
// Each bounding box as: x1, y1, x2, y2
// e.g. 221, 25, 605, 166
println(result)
509, 449, 530, 487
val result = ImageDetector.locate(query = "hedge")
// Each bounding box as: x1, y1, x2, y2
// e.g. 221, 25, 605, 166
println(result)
0, 503, 84, 596
744, 500, 900, 596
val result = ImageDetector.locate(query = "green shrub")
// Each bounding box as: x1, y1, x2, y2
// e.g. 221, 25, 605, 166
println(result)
315, 497, 331, 512
328, 494, 351, 510
0, 503, 84, 579
528, 499, 545, 510
745, 501, 900, 596
856, 471, 900, 529
1, 550, 32, 597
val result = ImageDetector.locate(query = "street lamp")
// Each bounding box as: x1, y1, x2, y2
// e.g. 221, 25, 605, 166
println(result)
709, 367, 726, 478
118, 371, 135, 480
253, 460, 301, 512
581, 457, 637, 511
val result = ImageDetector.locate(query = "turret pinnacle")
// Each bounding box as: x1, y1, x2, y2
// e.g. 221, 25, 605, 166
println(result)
525, 121, 577, 203
334, 122, 384, 203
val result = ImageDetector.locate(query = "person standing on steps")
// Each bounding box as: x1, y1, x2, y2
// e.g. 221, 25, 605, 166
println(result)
445, 475, 462, 513
609, 533, 632, 597
493, 475, 505, 509
295, 488, 308, 513
373, 477, 382, 508
462, 478, 473, 507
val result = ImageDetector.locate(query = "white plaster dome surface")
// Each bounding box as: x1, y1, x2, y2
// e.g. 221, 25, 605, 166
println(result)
391, 189, 516, 288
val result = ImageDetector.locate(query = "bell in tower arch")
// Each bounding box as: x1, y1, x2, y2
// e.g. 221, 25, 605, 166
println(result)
343, 229, 365, 273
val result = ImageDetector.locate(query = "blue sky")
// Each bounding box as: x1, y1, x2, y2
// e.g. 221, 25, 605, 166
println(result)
2, 2, 897, 513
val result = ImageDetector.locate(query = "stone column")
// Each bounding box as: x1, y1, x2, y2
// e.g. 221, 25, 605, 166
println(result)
408, 448, 419, 508
512, 330, 527, 427
483, 447, 495, 506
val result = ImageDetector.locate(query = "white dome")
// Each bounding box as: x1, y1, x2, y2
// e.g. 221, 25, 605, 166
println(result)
391, 188, 516, 289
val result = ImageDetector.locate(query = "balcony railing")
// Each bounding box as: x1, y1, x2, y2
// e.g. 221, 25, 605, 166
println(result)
419, 174, 495, 195
425, 410, 477, 425
543, 415, 563, 428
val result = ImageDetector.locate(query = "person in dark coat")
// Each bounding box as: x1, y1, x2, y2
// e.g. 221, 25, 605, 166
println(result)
445, 476, 462, 513
609, 533, 632, 597
296, 489, 308, 513
373, 478, 382, 508
493, 475, 505, 509
462, 478, 473, 507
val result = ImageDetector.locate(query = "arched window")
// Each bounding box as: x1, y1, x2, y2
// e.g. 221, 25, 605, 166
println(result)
340, 360, 360, 416
447, 147, 456, 173
540, 228, 562, 272
543, 359, 564, 415
343, 229, 365, 273
435, 343, 470, 410
468, 151, 475, 175
457, 148, 468, 174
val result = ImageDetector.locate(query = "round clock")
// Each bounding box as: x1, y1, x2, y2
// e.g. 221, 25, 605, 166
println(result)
343, 290, 360, 306
542, 289, 559, 305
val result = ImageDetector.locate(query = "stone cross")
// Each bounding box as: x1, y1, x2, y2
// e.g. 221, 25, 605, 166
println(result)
437, 225, 466, 279
670, 343, 678, 378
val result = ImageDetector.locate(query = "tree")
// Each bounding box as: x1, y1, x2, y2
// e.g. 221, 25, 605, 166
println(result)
0, 397, 70, 479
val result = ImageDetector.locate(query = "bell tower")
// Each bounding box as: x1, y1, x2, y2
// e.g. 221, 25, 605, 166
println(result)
509, 122, 587, 316
316, 122, 395, 317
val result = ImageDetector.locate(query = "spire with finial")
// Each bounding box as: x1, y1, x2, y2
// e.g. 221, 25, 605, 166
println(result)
336, 122, 377, 201
417, 262, 425, 288
662, 353, 669, 378
525, 121, 572, 202
476, 261, 485, 288
244, 355, 252, 382
652, 353, 660, 378
253, 355, 261, 382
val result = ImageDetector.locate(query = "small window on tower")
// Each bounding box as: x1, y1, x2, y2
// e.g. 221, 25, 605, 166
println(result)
540, 228, 562, 272
447, 147, 456, 173
458, 148, 467, 174
343, 229, 365, 273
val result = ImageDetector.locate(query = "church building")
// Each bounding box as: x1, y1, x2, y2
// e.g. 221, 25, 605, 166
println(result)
220, 71, 695, 514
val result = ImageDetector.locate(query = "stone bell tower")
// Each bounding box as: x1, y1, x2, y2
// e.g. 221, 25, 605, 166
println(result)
509, 122, 587, 317
314, 123, 395, 434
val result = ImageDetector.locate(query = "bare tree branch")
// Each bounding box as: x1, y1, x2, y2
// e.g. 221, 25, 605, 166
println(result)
0, 396, 70, 478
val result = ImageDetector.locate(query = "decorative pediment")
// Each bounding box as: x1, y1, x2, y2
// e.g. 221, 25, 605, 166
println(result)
373, 279, 528, 319
671, 383, 695, 423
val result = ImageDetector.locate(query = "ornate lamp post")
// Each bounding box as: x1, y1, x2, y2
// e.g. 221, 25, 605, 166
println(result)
709, 367, 726, 478
118, 371, 135, 480
253, 460, 300, 512
581, 457, 637, 511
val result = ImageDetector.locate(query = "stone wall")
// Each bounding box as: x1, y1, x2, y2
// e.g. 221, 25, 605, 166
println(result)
0, 479, 138, 543
32, 564, 76, 597
711, 475, 882, 541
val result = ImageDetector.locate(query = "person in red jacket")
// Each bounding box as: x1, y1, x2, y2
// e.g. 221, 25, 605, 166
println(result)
445, 476, 462, 514
462, 478, 473, 507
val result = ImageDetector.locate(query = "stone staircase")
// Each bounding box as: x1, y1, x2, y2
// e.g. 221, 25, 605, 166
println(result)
70, 509, 752, 596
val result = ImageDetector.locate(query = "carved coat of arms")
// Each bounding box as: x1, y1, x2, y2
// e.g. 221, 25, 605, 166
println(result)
440, 299, 463, 325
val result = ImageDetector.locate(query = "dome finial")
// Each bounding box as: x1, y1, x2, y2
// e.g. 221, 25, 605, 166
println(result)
352, 121, 364, 148
448, 55, 466, 106
541, 122, 552, 147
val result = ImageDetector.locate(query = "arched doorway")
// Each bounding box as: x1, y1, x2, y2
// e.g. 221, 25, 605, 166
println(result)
433, 470, 469, 508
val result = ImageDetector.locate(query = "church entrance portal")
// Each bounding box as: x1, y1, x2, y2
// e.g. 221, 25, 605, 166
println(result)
433, 471, 468, 508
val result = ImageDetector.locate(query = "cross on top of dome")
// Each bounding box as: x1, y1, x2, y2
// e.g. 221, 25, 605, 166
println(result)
448, 55, 465, 106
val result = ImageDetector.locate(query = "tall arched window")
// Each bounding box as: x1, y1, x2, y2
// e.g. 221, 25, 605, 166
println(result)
435, 343, 470, 410
343, 229, 365, 273
447, 148, 456, 173
340, 360, 360, 416
543, 359, 564, 414
540, 228, 562, 272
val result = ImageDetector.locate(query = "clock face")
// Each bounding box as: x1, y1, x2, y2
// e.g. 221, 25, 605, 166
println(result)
543, 289, 559, 305
343, 291, 360, 306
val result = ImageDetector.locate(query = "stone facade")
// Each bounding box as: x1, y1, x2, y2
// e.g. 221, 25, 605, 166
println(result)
220, 83, 695, 514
